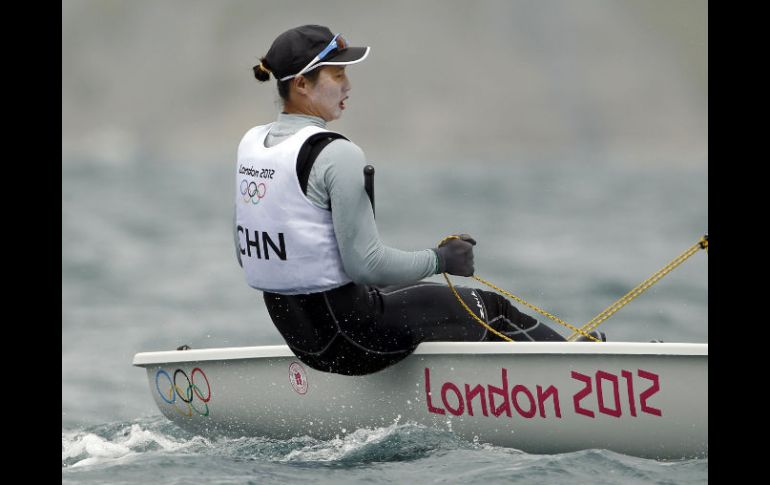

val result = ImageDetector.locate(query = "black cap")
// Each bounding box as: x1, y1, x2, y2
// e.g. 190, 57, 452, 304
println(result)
262, 25, 370, 81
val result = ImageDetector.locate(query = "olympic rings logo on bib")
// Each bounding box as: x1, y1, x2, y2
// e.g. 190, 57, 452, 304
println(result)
240, 179, 268, 205
155, 367, 212, 417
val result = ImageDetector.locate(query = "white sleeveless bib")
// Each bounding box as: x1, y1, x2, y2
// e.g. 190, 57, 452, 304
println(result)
235, 123, 352, 294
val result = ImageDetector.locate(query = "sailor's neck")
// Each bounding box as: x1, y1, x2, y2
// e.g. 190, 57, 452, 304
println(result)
276, 112, 327, 130
264, 112, 328, 147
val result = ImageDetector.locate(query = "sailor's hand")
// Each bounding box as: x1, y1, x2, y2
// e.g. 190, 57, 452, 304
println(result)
435, 234, 476, 276
438, 233, 477, 247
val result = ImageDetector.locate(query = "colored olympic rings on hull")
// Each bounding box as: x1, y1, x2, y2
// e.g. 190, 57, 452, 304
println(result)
240, 179, 267, 205
155, 367, 211, 417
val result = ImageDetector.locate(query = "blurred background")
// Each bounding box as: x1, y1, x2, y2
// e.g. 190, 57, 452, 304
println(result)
62, 0, 706, 166
63, 0, 707, 427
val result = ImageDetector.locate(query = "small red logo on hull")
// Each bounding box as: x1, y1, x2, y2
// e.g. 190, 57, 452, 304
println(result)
289, 362, 308, 395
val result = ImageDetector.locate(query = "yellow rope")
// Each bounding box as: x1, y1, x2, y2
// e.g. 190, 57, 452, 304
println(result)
439, 234, 708, 343
440, 235, 600, 342
441, 273, 514, 342
566, 234, 708, 341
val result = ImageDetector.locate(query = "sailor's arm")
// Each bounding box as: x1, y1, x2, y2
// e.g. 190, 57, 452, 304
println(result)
311, 140, 438, 285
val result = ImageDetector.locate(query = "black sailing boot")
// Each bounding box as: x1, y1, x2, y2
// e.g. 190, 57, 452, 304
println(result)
574, 331, 607, 342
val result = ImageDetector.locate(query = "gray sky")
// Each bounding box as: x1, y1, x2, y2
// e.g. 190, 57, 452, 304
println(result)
62, 0, 707, 168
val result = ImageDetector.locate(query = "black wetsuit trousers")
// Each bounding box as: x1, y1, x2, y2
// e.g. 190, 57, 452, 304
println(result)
264, 282, 565, 376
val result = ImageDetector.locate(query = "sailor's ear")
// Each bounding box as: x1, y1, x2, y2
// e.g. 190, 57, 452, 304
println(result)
293, 75, 311, 96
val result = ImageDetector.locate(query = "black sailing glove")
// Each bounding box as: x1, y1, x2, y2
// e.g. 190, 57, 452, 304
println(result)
434, 234, 477, 276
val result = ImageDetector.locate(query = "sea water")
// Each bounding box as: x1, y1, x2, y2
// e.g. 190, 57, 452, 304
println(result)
62, 156, 707, 483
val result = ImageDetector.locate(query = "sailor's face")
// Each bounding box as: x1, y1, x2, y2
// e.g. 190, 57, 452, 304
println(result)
304, 66, 351, 122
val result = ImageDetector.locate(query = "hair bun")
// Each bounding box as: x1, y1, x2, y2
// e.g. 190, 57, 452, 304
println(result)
253, 59, 272, 82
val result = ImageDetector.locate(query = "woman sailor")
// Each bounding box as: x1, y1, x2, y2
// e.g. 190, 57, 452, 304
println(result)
235, 25, 585, 376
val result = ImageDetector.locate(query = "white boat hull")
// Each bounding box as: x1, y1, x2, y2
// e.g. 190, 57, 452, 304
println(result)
133, 342, 707, 459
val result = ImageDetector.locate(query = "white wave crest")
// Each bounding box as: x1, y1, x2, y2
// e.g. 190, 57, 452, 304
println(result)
62, 423, 205, 468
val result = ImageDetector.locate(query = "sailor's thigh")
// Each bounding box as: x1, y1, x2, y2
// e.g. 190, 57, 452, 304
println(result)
378, 282, 488, 341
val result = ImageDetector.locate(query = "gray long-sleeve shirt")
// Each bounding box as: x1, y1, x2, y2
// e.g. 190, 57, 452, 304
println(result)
235, 113, 438, 286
